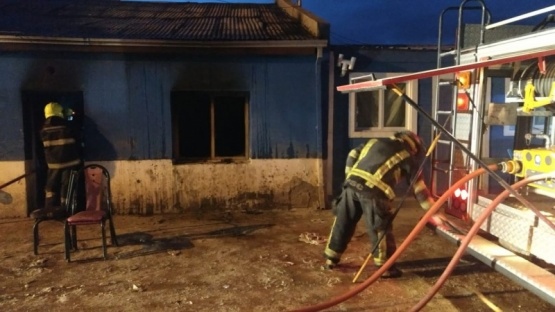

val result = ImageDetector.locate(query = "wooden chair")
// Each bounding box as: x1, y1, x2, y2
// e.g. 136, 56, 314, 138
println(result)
30, 170, 78, 255
64, 164, 118, 262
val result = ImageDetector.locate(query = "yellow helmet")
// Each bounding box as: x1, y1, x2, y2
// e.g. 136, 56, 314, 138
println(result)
44, 102, 64, 119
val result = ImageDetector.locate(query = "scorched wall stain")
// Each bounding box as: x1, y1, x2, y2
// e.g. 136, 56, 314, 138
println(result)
102, 159, 323, 215
0, 53, 325, 217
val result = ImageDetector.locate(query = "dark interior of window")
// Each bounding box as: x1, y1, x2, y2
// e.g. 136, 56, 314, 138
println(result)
214, 96, 246, 157
172, 91, 247, 162
355, 92, 377, 129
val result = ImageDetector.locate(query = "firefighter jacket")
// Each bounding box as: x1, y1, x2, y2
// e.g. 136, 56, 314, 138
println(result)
41, 117, 81, 170
344, 137, 434, 210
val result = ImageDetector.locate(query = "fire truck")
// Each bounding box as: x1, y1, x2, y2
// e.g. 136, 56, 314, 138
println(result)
338, 0, 555, 306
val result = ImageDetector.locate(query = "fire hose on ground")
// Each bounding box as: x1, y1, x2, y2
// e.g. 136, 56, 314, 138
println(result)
409, 170, 555, 311
289, 163, 502, 312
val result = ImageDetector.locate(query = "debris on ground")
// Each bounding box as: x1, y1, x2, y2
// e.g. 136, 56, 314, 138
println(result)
298, 232, 327, 245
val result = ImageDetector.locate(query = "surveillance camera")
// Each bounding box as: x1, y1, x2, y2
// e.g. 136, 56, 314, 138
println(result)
348, 57, 356, 70
337, 54, 355, 77
337, 54, 344, 67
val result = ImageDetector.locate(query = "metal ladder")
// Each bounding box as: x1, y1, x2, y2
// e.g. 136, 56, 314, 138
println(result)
430, 0, 490, 218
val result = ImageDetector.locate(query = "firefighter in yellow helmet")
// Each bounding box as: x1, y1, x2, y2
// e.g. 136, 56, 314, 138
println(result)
323, 130, 444, 277
41, 102, 81, 209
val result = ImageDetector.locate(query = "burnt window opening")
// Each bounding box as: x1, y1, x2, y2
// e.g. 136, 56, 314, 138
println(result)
171, 91, 249, 163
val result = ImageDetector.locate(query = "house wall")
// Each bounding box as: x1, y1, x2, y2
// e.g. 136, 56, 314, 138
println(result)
93, 159, 321, 215
329, 46, 439, 197
0, 51, 324, 217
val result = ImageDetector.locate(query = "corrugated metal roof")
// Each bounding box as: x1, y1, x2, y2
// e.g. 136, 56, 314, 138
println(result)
0, 0, 323, 42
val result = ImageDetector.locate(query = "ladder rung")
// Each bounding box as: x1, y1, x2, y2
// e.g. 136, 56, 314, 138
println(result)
432, 165, 468, 172
439, 139, 470, 144
431, 166, 449, 174
437, 110, 453, 115
439, 80, 454, 86
437, 139, 469, 145
440, 50, 457, 57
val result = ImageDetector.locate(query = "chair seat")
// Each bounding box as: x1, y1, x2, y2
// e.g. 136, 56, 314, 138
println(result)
64, 164, 118, 262
30, 206, 67, 220
67, 210, 106, 224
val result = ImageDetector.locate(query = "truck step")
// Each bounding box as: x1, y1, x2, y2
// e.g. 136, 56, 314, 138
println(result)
434, 221, 555, 306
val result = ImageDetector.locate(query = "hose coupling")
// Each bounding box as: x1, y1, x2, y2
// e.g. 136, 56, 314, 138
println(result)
500, 160, 521, 174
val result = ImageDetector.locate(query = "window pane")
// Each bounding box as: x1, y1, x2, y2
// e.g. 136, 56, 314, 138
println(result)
384, 83, 406, 127
214, 96, 246, 157
355, 92, 379, 129
172, 92, 211, 158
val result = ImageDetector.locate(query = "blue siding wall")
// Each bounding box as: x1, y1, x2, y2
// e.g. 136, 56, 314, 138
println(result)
0, 52, 322, 162
251, 58, 321, 158
0, 56, 26, 160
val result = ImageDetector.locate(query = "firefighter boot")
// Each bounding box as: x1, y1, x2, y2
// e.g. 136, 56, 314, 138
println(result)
322, 259, 338, 270
376, 264, 403, 278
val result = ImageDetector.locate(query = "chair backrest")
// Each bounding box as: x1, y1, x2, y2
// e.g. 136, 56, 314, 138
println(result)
64, 169, 79, 213
71, 164, 113, 215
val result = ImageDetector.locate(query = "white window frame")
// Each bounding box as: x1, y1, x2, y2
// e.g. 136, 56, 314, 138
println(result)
348, 72, 418, 138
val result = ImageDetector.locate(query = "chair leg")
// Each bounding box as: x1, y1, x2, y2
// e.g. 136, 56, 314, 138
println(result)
108, 218, 118, 246
33, 220, 40, 255
64, 222, 71, 262
101, 221, 107, 260
71, 225, 78, 250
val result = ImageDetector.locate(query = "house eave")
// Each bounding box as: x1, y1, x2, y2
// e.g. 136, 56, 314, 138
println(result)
0, 35, 328, 54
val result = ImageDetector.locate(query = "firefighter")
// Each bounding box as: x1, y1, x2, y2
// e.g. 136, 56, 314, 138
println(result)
323, 130, 444, 278
41, 102, 82, 209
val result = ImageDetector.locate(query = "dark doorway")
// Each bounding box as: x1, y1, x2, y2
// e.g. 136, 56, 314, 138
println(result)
21, 91, 84, 215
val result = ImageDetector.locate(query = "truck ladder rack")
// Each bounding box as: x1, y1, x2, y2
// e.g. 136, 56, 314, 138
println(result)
337, 48, 555, 93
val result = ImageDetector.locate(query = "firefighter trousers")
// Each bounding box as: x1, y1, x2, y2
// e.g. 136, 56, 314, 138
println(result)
44, 166, 78, 209
324, 187, 397, 266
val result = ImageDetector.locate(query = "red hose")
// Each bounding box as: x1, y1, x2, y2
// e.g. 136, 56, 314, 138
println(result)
409, 171, 555, 311
289, 164, 501, 312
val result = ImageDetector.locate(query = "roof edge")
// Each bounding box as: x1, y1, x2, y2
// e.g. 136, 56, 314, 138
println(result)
0, 35, 327, 51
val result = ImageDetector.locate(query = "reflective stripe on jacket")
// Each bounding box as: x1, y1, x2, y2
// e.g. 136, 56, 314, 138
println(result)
344, 137, 434, 210
41, 117, 81, 169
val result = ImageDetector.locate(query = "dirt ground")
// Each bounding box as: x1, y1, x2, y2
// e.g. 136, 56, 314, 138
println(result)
0, 198, 553, 312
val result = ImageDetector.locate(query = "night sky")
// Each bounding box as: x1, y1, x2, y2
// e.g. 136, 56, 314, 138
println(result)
301, 0, 555, 45
137, 0, 555, 45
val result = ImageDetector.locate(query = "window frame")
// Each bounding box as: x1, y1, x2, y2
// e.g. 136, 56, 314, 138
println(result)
348, 72, 418, 138
171, 90, 250, 164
